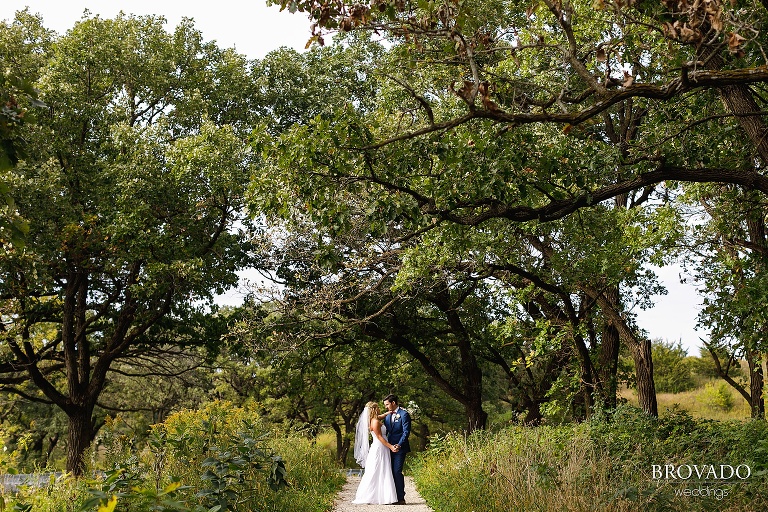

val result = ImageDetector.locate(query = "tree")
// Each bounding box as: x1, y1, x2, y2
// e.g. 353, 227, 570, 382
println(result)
246, 211, 502, 430
683, 184, 768, 418
253, 81, 679, 417
0, 13, 256, 474
648, 340, 695, 393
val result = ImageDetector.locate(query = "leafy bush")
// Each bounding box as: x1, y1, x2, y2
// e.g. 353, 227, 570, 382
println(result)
699, 381, 735, 412
2, 401, 344, 512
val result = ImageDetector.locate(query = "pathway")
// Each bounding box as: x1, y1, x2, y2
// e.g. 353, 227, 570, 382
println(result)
332, 475, 434, 512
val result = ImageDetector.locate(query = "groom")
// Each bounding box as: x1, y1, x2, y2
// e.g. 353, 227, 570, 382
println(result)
383, 394, 411, 505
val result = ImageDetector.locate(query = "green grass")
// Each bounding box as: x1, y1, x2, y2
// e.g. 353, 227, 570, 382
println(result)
620, 379, 753, 420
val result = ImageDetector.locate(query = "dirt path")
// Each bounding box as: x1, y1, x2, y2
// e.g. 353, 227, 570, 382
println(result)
332, 474, 434, 512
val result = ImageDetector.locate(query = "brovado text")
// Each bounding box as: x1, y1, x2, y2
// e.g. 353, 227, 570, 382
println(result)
651, 464, 751, 481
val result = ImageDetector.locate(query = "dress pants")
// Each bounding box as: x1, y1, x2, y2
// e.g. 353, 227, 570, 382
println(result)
391, 449, 407, 501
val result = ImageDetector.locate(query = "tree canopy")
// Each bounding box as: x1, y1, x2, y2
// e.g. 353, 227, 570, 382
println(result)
249, 0, 768, 423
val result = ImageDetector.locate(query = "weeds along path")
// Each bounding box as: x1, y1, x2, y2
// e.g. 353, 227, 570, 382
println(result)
332, 475, 433, 512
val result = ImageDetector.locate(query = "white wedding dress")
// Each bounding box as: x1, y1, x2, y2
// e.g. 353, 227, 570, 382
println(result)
352, 424, 398, 504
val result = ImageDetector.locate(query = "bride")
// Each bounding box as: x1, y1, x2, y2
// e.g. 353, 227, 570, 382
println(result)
352, 401, 398, 505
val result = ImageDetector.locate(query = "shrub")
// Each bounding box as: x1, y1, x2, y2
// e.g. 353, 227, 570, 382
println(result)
699, 381, 735, 411
3, 401, 344, 512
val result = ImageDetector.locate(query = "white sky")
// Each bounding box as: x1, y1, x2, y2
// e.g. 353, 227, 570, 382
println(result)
0, 1, 311, 58
635, 263, 705, 355
1, 1, 707, 354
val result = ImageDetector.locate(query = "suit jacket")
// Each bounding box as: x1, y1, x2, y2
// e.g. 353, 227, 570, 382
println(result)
385, 406, 411, 453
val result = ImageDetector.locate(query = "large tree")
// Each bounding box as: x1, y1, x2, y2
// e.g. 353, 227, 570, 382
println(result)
0, 13, 256, 474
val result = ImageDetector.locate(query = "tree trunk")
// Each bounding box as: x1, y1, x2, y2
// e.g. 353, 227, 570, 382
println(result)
331, 422, 344, 464
417, 423, 429, 451
583, 285, 658, 416
700, 51, 768, 164
600, 322, 620, 409
631, 338, 659, 417
66, 405, 94, 476
466, 398, 488, 431
572, 333, 596, 418
462, 356, 487, 431
747, 350, 765, 419
331, 420, 354, 465
719, 83, 768, 164
431, 287, 488, 432
451, 317, 487, 432
339, 437, 351, 466
599, 286, 621, 409
523, 402, 543, 425
45, 432, 60, 465
744, 207, 767, 419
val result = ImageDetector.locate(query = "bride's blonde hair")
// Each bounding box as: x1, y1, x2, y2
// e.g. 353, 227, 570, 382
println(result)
366, 401, 381, 423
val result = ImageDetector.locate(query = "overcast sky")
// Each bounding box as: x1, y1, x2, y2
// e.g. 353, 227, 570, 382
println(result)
1, 1, 708, 354
0, 0, 311, 58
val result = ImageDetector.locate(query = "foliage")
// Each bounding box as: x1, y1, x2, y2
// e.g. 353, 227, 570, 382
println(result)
252, 0, 768, 427
680, 183, 768, 417
699, 381, 736, 412
232, 293, 468, 461
0, 390, 68, 471
0, 10, 49, 247
651, 340, 695, 394
688, 348, 745, 381
251, 0, 765, 425
263, 0, 768, 220
0, 70, 33, 246
687, 185, 768, 357
2, 401, 344, 512
414, 405, 768, 511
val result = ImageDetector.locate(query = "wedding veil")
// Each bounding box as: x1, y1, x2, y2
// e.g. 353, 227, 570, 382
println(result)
353, 406, 371, 468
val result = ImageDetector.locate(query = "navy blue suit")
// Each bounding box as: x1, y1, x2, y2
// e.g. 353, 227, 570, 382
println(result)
385, 407, 411, 502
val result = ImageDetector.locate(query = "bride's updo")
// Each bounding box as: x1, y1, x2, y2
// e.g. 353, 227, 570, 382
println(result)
366, 401, 381, 422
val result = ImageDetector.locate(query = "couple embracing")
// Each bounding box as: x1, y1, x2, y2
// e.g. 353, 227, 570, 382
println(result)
352, 394, 411, 505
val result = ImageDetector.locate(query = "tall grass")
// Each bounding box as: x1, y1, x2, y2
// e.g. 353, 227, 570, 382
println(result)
144, 401, 345, 512
620, 380, 752, 421
413, 406, 768, 512
258, 435, 345, 511
414, 427, 629, 512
